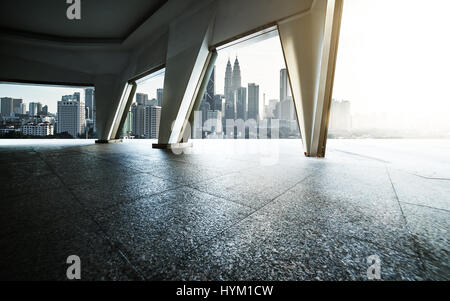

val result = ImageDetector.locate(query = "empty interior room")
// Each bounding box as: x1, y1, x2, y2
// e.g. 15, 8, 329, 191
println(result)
0, 0, 449, 282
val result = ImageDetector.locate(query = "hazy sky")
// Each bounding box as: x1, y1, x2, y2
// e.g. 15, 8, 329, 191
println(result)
1, 0, 450, 130
0, 83, 86, 114
333, 0, 450, 119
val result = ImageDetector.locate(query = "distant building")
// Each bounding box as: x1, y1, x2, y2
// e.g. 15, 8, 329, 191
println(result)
280, 69, 291, 102
131, 103, 145, 138
22, 122, 54, 136
206, 110, 222, 134
156, 89, 164, 107
29, 102, 42, 117
39, 105, 48, 116
224, 59, 234, 120
13, 99, 23, 115
247, 83, 259, 121
62, 92, 80, 102
213, 94, 225, 112
136, 93, 149, 105
1, 97, 13, 116
232, 57, 242, 92
279, 96, 294, 121
235, 87, 247, 121
279, 69, 295, 121
265, 99, 278, 119
204, 67, 215, 109
146, 106, 161, 139
121, 111, 133, 138
57, 95, 85, 138
329, 99, 352, 132
199, 100, 210, 129
19, 103, 27, 115
85, 88, 95, 119
131, 104, 161, 139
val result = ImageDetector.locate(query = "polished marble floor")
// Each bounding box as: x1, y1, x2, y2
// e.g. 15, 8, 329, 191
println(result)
0, 139, 448, 280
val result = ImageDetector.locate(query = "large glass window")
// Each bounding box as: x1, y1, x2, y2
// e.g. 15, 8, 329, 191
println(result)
329, 0, 450, 139
0, 83, 96, 139
191, 29, 300, 140
119, 69, 165, 140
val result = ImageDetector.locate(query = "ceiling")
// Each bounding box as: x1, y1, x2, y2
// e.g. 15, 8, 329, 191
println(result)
0, 0, 168, 42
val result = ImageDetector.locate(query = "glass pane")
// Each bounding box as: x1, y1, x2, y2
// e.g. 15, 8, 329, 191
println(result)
0, 83, 96, 139
119, 69, 165, 139
191, 30, 301, 140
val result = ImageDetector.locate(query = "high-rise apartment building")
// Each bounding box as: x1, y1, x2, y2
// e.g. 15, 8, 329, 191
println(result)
247, 83, 259, 121
19, 103, 27, 115
235, 87, 247, 121
213, 94, 225, 112
13, 99, 23, 114
145, 106, 161, 139
1, 97, 13, 116
232, 57, 242, 92
40, 105, 48, 116
57, 94, 85, 138
85, 88, 95, 120
279, 69, 295, 121
131, 103, 161, 139
136, 93, 149, 105
280, 69, 291, 102
29, 102, 42, 116
204, 67, 215, 109
156, 89, 163, 107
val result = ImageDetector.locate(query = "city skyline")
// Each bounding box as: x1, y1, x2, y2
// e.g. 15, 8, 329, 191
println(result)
0, 84, 86, 114
1, 0, 450, 130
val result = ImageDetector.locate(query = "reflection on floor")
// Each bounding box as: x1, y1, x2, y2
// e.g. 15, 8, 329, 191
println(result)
0, 139, 448, 280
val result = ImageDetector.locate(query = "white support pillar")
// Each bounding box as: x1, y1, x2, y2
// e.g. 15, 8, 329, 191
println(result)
154, 4, 216, 149
278, 0, 343, 157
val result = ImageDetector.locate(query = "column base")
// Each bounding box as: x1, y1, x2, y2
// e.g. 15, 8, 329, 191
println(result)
95, 139, 123, 144
152, 142, 193, 150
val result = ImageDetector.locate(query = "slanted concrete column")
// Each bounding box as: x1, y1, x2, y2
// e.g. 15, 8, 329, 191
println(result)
278, 0, 343, 157
94, 75, 131, 142
154, 4, 216, 149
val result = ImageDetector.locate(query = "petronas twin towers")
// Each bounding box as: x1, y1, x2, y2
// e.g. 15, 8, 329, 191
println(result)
224, 57, 242, 120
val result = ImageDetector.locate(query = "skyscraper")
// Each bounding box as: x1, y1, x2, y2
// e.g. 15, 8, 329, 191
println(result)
224, 57, 244, 121
224, 59, 234, 120
85, 88, 95, 119
247, 83, 259, 121
1, 97, 13, 116
213, 94, 225, 112
199, 100, 210, 127
131, 103, 145, 138
145, 106, 161, 139
279, 68, 294, 121
20, 103, 27, 115
13, 99, 23, 114
203, 67, 215, 109
131, 103, 161, 139
232, 57, 242, 93
280, 68, 291, 102
41, 105, 48, 116
29, 102, 41, 116
224, 59, 233, 100
136, 93, 149, 105
235, 87, 247, 121
156, 88, 163, 107
57, 94, 85, 138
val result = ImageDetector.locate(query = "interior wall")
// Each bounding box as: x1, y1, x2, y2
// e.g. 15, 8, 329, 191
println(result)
0, 0, 316, 141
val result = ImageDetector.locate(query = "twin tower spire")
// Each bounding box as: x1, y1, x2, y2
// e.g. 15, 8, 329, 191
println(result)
224, 57, 241, 99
